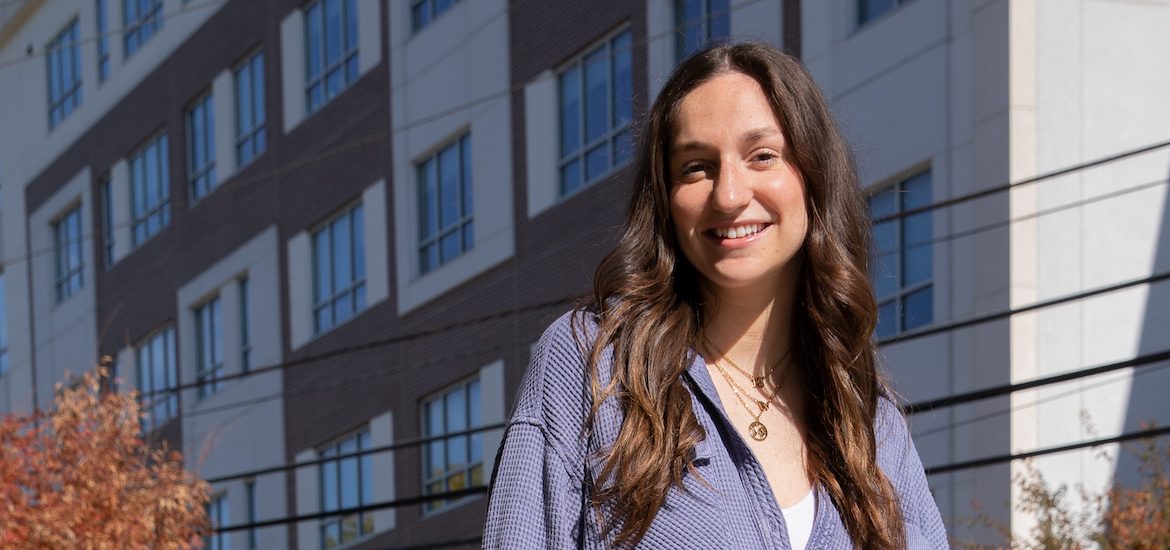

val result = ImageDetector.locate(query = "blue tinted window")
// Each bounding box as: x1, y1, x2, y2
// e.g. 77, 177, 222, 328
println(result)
869, 169, 933, 336
235, 52, 267, 167
312, 204, 366, 334
417, 135, 473, 273
47, 19, 82, 129
558, 30, 633, 196
675, 0, 730, 62
305, 0, 359, 113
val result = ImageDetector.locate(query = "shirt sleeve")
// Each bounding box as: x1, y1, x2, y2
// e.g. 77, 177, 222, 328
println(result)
875, 397, 950, 549
483, 420, 585, 549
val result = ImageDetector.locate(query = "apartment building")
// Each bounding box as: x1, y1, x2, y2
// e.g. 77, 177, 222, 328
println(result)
0, 0, 1166, 548
804, 0, 1170, 543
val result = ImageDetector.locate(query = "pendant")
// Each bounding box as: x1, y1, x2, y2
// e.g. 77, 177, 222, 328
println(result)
753, 376, 765, 388
749, 421, 768, 441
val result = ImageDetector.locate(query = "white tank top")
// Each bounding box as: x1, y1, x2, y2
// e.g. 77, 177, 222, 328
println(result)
781, 488, 816, 550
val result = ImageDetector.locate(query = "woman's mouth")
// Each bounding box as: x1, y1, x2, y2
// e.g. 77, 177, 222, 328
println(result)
709, 223, 771, 240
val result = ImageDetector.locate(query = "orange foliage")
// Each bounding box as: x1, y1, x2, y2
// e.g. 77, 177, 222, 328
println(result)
0, 368, 210, 549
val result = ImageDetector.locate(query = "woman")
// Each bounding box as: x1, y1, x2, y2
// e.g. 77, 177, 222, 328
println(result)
484, 42, 947, 549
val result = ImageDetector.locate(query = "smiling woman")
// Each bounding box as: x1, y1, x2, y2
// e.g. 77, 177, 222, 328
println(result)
484, 42, 947, 549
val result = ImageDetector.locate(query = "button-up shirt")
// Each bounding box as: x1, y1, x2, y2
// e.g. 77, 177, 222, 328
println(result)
484, 311, 949, 549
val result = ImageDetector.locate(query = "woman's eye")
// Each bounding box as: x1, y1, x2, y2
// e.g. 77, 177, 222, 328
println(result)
753, 152, 778, 163
679, 163, 708, 178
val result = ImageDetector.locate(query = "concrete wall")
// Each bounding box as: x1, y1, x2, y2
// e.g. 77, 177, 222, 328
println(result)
1011, 0, 1170, 538
803, 0, 1013, 541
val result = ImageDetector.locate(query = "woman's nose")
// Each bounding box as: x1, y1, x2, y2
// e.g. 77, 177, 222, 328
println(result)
711, 163, 751, 212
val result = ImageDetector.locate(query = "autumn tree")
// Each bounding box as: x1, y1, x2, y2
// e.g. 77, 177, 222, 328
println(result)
0, 367, 210, 549
955, 429, 1170, 549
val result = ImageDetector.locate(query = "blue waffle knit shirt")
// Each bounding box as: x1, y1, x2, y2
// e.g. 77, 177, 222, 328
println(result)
484, 310, 949, 549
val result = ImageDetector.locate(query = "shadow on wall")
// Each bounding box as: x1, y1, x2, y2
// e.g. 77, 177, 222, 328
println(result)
1114, 156, 1170, 488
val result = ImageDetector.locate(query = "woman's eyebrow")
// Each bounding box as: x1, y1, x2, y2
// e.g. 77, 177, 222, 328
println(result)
740, 127, 783, 144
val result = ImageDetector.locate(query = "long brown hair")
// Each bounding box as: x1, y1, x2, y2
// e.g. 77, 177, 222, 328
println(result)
581, 42, 905, 548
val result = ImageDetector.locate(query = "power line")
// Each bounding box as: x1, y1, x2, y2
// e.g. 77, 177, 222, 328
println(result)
925, 424, 1170, 477
904, 348, 1170, 414
204, 422, 505, 485
870, 138, 1170, 225
911, 359, 1170, 440
0, 0, 226, 70
877, 268, 1170, 347
213, 486, 489, 533
873, 176, 1169, 262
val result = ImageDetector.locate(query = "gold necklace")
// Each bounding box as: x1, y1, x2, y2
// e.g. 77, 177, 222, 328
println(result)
702, 341, 794, 441
702, 335, 791, 389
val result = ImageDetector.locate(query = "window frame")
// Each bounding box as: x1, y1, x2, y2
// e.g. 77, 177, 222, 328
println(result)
303, 0, 360, 114
52, 203, 85, 303
311, 202, 366, 336
46, 18, 82, 129
416, 133, 473, 274
234, 50, 267, 168
869, 169, 934, 338
193, 295, 223, 400
556, 28, 634, 198
129, 131, 171, 247
239, 276, 251, 373
136, 325, 178, 430
206, 492, 230, 550
96, 0, 110, 82
420, 377, 484, 514
186, 91, 217, 204
100, 174, 115, 268
0, 272, 8, 377
317, 428, 374, 549
122, 0, 163, 58
674, 0, 730, 62
410, 0, 461, 33
858, 0, 909, 27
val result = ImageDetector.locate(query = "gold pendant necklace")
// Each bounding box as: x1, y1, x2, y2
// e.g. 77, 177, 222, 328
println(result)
702, 339, 793, 441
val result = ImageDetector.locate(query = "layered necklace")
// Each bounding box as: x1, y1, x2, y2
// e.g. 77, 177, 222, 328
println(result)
702, 335, 793, 441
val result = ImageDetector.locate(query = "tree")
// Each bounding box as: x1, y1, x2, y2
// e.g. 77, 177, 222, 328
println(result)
0, 367, 210, 548
955, 427, 1170, 549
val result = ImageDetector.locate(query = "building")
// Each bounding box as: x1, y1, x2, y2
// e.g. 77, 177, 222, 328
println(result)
0, 0, 1166, 547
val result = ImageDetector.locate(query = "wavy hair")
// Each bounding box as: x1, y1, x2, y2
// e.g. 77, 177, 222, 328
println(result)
580, 42, 905, 548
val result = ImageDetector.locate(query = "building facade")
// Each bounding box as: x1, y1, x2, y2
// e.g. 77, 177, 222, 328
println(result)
0, 0, 1166, 548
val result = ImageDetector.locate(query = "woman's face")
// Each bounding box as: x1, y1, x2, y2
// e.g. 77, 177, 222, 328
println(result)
668, 71, 808, 297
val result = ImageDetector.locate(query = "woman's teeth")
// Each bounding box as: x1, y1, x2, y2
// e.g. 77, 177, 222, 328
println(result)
712, 223, 766, 239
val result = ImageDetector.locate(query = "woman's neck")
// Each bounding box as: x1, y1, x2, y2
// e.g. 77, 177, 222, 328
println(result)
700, 277, 798, 377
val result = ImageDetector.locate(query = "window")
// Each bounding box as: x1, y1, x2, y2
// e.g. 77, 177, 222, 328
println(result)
675, 0, 729, 61
239, 277, 251, 373
206, 493, 229, 550
417, 135, 472, 273
859, 0, 907, 26
130, 133, 171, 246
245, 480, 257, 550
235, 52, 267, 167
96, 0, 110, 82
101, 176, 115, 268
559, 30, 633, 196
53, 204, 84, 303
47, 19, 82, 129
319, 430, 374, 549
194, 296, 223, 399
187, 92, 217, 203
870, 170, 933, 338
312, 204, 365, 335
422, 378, 483, 512
0, 273, 8, 377
123, 0, 163, 58
136, 326, 177, 429
411, 0, 460, 32
304, 0, 359, 113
